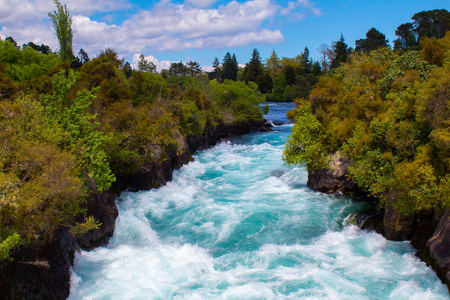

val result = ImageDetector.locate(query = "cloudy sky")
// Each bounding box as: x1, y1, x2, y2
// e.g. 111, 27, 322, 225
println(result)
0, 0, 449, 70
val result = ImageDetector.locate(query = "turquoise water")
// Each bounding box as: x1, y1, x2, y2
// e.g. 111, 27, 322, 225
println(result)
69, 103, 448, 299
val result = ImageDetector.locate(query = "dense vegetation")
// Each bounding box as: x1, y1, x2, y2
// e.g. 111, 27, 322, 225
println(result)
284, 32, 450, 215
0, 39, 265, 260
1, 3, 449, 262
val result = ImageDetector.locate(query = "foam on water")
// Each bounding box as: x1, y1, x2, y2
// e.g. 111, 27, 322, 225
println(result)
69, 107, 448, 299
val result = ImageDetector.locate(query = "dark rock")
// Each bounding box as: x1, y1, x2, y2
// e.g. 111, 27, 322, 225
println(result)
76, 191, 118, 250
355, 210, 384, 234
382, 203, 415, 241
0, 228, 78, 300
307, 152, 361, 195
426, 208, 450, 291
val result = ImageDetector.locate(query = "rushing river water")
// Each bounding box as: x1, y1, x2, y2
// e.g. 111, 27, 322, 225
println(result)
69, 103, 448, 299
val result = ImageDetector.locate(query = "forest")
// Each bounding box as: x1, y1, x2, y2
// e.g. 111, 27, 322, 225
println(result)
284, 9, 450, 216
1, 3, 449, 264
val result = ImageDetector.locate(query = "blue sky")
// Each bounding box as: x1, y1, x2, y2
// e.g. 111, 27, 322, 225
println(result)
0, 0, 449, 71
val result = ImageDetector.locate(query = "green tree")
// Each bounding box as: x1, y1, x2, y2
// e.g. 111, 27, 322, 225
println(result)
412, 9, 450, 40
211, 57, 221, 81
48, 0, 74, 61
42, 70, 115, 191
187, 61, 202, 77
222, 52, 239, 81
265, 49, 281, 78
330, 34, 351, 69
169, 62, 189, 76
283, 103, 328, 169
299, 47, 312, 75
243, 48, 263, 84
138, 54, 156, 73
394, 23, 417, 51
355, 28, 389, 52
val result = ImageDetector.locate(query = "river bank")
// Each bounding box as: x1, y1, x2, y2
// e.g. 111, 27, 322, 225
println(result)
69, 102, 447, 299
0, 119, 269, 300
306, 155, 450, 293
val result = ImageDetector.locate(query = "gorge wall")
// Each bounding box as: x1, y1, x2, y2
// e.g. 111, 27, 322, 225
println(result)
307, 153, 450, 292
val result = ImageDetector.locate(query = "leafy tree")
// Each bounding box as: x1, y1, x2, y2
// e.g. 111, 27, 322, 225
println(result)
42, 70, 115, 191
48, 0, 74, 61
256, 73, 272, 94
283, 65, 296, 86
283, 103, 328, 169
210, 57, 221, 81
138, 54, 156, 73
169, 62, 189, 76
412, 9, 450, 40
355, 27, 389, 52
271, 74, 288, 102
394, 23, 417, 51
394, 9, 450, 51
23, 42, 52, 55
187, 61, 202, 77
97, 48, 124, 69
420, 36, 447, 66
5, 37, 19, 49
123, 61, 132, 79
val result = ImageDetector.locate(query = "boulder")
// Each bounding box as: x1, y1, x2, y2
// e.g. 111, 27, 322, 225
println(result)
307, 152, 360, 194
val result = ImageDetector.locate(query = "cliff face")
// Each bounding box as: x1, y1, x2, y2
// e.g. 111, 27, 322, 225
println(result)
307, 152, 450, 292
0, 120, 268, 300
0, 228, 78, 300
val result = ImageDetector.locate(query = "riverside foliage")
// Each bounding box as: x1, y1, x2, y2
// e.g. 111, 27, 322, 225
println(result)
0, 40, 265, 260
284, 33, 450, 215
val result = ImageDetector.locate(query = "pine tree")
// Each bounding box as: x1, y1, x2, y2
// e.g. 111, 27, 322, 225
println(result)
265, 49, 281, 78
222, 52, 239, 81
330, 34, 351, 70
243, 48, 263, 83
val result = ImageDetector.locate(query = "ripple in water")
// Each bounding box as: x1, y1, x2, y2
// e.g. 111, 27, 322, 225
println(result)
69, 108, 448, 299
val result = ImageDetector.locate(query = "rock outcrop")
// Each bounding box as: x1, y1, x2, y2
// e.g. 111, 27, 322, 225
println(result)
307, 152, 360, 194
306, 151, 450, 293
0, 228, 78, 300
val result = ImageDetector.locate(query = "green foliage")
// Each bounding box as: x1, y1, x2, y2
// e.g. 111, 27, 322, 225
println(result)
209, 79, 265, 124
41, 70, 115, 191
0, 40, 60, 85
355, 28, 389, 52
0, 233, 21, 261
48, 0, 74, 61
129, 71, 169, 106
0, 94, 86, 256
283, 103, 328, 169
69, 216, 101, 237
285, 37, 450, 214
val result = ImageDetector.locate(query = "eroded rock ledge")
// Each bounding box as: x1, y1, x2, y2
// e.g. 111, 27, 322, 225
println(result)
307, 152, 450, 293
0, 120, 269, 300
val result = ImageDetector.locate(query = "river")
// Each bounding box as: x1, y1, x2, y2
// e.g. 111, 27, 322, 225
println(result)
69, 102, 448, 299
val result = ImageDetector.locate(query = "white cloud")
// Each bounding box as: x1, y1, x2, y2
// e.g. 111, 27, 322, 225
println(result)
67, 0, 131, 15
0, 0, 321, 65
185, 0, 217, 8
68, 0, 283, 55
280, 0, 322, 19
